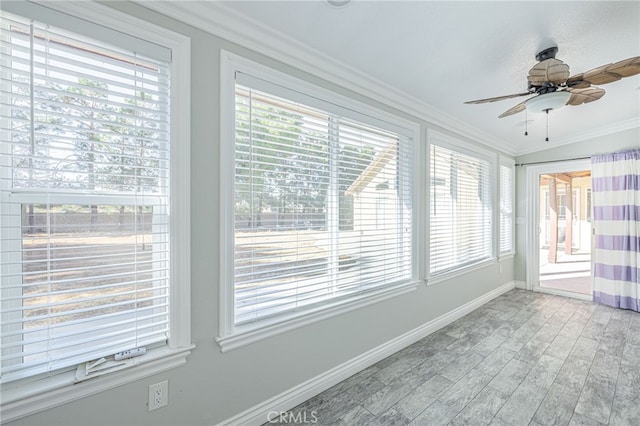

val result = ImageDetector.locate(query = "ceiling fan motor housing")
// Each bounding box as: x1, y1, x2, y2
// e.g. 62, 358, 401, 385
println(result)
536, 46, 558, 62
529, 82, 560, 94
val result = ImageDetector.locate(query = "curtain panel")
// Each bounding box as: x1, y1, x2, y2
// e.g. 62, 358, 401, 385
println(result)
591, 149, 640, 311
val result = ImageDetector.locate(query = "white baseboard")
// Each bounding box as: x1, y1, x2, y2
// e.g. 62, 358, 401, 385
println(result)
514, 280, 527, 289
218, 281, 516, 426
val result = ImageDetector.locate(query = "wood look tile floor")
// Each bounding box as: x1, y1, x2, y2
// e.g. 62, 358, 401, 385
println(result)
272, 289, 640, 425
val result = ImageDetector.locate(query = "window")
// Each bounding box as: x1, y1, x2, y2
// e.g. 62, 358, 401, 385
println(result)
429, 134, 494, 277
219, 53, 418, 348
0, 2, 190, 419
499, 158, 515, 255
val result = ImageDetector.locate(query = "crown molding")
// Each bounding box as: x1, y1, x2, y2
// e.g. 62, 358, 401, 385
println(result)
132, 0, 518, 156
516, 116, 640, 156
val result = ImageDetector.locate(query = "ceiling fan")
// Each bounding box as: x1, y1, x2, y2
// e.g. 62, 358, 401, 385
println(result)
465, 46, 640, 121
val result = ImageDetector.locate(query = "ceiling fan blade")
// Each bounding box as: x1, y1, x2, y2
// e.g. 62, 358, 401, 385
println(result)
582, 63, 621, 85
566, 87, 605, 106
606, 56, 640, 78
565, 73, 591, 89
464, 92, 531, 104
528, 58, 570, 85
498, 101, 526, 118
565, 57, 640, 88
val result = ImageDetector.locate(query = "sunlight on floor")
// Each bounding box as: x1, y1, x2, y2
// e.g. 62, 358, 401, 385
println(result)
539, 249, 591, 295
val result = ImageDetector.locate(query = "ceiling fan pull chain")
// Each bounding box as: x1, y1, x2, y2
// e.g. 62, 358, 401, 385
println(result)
545, 109, 549, 142
524, 109, 528, 136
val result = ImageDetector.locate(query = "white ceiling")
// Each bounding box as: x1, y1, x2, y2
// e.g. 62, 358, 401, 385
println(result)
150, 1, 640, 155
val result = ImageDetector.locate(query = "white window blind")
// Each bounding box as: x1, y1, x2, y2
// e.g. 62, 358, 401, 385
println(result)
233, 82, 413, 326
499, 162, 514, 254
429, 143, 492, 275
0, 11, 170, 383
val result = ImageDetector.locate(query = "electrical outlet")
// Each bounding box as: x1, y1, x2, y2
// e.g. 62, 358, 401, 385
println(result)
148, 380, 168, 411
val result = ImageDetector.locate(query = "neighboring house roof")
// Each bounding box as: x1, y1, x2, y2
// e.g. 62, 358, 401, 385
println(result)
345, 141, 397, 196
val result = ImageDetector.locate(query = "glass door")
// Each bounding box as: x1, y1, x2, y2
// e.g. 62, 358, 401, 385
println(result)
538, 171, 592, 296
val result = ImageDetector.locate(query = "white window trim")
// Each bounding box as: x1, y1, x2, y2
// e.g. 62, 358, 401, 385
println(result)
218, 50, 421, 352
0, 1, 193, 422
499, 156, 516, 259
499, 252, 516, 261
427, 258, 497, 286
425, 129, 497, 285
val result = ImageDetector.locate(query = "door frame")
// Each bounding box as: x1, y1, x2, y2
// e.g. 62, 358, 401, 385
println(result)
525, 158, 592, 300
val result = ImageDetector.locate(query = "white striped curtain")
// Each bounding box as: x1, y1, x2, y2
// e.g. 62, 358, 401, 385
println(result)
591, 149, 640, 311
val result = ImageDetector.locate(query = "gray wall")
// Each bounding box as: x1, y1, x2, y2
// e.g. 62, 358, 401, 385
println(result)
513, 127, 640, 283
7, 2, 515, 425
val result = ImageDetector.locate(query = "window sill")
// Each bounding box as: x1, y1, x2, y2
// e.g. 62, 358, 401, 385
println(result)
216, 281, 420, 352
0, 345, 195, 423
499, 251, 516, 261
427, 258, 497, 286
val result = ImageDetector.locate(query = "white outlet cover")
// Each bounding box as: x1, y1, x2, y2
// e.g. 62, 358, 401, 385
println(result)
148, 380, 169, 411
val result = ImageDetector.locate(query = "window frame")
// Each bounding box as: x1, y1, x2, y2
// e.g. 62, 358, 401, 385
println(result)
0, 1, 192, 422
218, 51, 421, 352
425, 129, 497, 285
499, 156, 516, 258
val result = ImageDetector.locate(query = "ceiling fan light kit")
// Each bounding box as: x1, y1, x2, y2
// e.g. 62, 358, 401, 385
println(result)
326, 0, 352, 7
465, 46, 640, 140
524, 91, 571, 113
